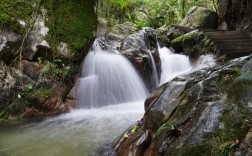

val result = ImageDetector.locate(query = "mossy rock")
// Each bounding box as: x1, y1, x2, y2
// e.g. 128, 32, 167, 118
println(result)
43, 0, 97, 55
181, 6, 218, 29
106, 22, 138, 41
170, 31, 200, 53
170, 35, 184, 53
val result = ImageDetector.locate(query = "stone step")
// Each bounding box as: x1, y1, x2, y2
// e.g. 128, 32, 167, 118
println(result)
207, 34, 250, 39
225, 51, 252, 59
212, 38, 252, 43
219, 48, 252, 54
205, 31, 250, 36
208, 36, 250, 40
217, 43, 252, 49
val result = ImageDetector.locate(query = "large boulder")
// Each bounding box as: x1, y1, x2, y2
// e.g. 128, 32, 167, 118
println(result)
104, 22, 138, 51
181, 6, 218, 29
120, 28, 161, 91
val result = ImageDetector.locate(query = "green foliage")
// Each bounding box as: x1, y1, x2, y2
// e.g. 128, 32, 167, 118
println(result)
98, 0, 217, 28
0, 0, 38, 33
130, 125, 139, 133
220, 142, 238, 156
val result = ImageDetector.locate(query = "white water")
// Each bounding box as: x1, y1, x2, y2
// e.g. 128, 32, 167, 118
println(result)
139, 29, 159, 89
146, 49, 159, 87
78, 41, 148, 108
158, 46, 192, 85
0, 101, 144, 156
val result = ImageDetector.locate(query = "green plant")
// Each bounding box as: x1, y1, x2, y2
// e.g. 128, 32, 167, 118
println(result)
220, 141, 238, 156
154, 121, 176, 138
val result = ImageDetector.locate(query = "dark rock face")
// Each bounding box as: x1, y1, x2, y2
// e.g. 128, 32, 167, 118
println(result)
111, 55, 252, 156
218, 0, 252, 31
181, 6, 218, 29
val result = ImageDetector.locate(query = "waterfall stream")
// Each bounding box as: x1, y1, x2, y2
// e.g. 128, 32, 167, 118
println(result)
158, 44, 192, 85
0, 40, 148, 156
78, 40, 148, 108
0, 35, 217, 156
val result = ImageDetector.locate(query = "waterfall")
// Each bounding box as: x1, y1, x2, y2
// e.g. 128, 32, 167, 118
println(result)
77, 40, 149, 108
158, 44, 192, 85
139, 29, 159, 89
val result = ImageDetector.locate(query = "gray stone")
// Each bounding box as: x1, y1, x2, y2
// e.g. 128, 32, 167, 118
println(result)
181, 6, 218, 29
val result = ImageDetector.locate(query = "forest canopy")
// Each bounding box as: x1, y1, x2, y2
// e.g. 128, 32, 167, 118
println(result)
96, 0, 217, 28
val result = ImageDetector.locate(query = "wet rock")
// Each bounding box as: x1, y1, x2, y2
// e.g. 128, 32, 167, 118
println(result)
112, 55, 252, 156
181, 6, 218, 29
104, 27, 161, 91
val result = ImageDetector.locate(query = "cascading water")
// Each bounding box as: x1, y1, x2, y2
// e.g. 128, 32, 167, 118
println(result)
78, 40, 148, 108
0, 40, 149, 156
158, 44, 192, 85
139, 29, 159, 90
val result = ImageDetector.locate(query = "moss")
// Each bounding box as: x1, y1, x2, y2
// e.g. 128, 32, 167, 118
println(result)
26, 89, 54, 104
170, 35, 184, 52
0, 0, 37, 34
182, 32, 198, 48
43, 0, 97, 55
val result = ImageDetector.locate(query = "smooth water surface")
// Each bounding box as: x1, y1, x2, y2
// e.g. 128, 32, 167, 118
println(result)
0, 101, 144, 156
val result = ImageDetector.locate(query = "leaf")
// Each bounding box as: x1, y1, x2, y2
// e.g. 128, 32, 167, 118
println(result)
130, 125, 139, 133
219, 122, 225, 129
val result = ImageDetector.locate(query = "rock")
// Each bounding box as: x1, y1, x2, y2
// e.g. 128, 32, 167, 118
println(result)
0, 29, 22, 64
170, 30, 204, 58
23, 9, 51, 61
57, 42, 73, 60
180, 6, 218, 29
156, 25, 183, 47
170, 35, 184, 53
217, 0, 252, 30
96, 17, 108, 36
105, 22, 138, 51
112, 55, 252, 155
21, 60, 43, 80
106, 22, 138, 41
119, 28, 161, 91
67, 79, 79, 100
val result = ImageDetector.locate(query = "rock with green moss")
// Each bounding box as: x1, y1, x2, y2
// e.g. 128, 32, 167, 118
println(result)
171, 30, 204, 59
156, 24, 184, 48
106, 22, 138, 41
181, 6, 218, 29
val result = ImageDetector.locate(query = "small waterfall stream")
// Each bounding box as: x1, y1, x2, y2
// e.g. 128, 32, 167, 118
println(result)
158, 44, 192, 85
78, 40, 148, 108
